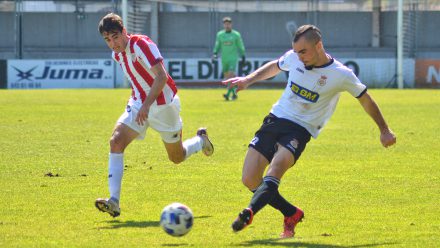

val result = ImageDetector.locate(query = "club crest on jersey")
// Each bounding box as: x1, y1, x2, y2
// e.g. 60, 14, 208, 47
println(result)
317, 75, 327, 86
290, 81, 320, 103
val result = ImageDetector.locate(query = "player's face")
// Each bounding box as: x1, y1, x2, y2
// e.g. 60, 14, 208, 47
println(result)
223, 21, 232, 32
102, 29, 128, 53
293, 37, 320, 67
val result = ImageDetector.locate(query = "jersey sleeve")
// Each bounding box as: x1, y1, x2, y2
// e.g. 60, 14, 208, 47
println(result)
134, 38, 163, 68
341, 71, 367, 98
236, 32, 245, 56
213, 32, 221, 54
277, 50, 294, 72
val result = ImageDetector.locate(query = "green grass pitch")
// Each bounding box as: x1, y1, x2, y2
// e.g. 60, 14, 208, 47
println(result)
0, 88, 439, 247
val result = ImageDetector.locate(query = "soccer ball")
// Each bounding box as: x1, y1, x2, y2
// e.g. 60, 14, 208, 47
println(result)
160, 202, 193, 237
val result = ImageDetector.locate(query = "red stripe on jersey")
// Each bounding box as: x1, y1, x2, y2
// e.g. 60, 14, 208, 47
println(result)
122, 52, 146, 103
130, 85, 137, 101
137, 37, 162, 67
165, 71, 178, 96
129, 35, 140, 53
129, 37, 167, 105
132, 59, 166, 105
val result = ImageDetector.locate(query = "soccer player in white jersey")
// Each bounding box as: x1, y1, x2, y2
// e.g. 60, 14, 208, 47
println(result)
223, 25, 396, 238
94, 13, 214, 218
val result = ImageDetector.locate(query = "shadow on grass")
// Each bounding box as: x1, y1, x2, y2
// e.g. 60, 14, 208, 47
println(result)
235, 238, 397, 248
99, 215, 212, 230
100, 219, 159, 229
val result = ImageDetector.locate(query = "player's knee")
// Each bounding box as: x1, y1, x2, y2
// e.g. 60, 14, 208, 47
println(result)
241, 175, 259, 190
168, 154, 185, 164
109, 135, 125, 153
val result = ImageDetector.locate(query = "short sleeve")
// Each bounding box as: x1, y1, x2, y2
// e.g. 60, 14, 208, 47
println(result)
341, 71, 367, 98
277, 50, 294, 72
134, 38, 163, 68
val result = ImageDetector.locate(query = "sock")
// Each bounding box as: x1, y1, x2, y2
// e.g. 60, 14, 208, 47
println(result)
226, 83, 234, 97
183, 136, 203, 159
232, 85, 238, 96
251, 184, 297, 217
108, 153, 124, 202
269, 191, 297, 217
249, 176, 280, 214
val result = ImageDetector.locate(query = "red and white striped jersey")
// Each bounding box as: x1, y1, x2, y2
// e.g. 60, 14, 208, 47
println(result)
112, 34, 178, 106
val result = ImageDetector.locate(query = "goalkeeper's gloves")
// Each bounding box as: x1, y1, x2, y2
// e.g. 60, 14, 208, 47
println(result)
241, 55, 246, 64
211, 53, 218, 63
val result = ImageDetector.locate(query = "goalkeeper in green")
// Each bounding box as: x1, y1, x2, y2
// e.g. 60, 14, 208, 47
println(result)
212, 17, 246, 101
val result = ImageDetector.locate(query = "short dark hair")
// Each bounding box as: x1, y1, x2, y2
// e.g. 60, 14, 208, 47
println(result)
98, 13, 124, 35
293, 25, 322, 43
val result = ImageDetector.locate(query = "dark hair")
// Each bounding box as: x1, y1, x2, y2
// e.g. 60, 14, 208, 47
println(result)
293, 25, 322, 43
98, 13, 124, 35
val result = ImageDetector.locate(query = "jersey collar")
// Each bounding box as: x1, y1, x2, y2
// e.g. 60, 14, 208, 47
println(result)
313, 54, 334, 69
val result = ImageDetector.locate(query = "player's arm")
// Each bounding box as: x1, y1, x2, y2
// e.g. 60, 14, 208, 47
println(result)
236, 32, 245, 58
135, 62, 168, 126
222, 59, 281, 91
212, 33, 221, 60
357, 92, 396, 148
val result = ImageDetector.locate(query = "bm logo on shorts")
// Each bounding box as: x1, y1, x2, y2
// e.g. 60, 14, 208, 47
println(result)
290, 81, 319, 103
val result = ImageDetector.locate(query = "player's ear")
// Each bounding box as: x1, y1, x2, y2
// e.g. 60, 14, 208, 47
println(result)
315, 40, 324, 51
122, 27, 127, 36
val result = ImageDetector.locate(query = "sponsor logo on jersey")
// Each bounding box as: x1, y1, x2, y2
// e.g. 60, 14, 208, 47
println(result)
290, 81, 320, 102
317, 75, 327, 86
126, 105, 132, 113
296, 67, 304, 74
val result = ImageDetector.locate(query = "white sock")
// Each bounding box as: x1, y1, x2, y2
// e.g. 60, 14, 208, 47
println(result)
108, 153, 124, 202
183, 136, 203, 159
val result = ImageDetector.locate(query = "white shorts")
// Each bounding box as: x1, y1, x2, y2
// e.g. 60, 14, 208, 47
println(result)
117, 95, 183, 143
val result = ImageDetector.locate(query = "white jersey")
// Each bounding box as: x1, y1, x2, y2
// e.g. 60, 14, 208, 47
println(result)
112, 35, 178, 108
271, 50, 366, 138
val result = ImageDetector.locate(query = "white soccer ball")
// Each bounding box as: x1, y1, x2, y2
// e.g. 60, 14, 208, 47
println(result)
160, 202, 193, 237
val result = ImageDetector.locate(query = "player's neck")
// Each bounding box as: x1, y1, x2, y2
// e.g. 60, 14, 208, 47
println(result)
315, 52, 331, 67
122, 34, 130, 51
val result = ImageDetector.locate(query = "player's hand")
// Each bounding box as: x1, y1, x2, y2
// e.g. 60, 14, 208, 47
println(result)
136, 104, 150, 126
380, 128, 396, 148
222, 76, 249, 92
211, 54, 218, 63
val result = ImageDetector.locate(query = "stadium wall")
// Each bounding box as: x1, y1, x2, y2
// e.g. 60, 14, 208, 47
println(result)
1, 11, 440, 60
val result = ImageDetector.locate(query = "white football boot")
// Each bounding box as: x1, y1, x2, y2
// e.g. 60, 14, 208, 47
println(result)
196, 128, 214, 156
95, 198, 120, 217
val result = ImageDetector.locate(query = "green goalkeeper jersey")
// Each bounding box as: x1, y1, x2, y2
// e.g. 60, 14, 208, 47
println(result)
213, 29, 245, 60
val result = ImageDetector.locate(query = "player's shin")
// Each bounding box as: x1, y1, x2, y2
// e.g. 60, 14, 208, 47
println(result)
108, 153, 124, 202
182, 136, 203, 159
250, 182, 296, 216
249, 176, 280, 214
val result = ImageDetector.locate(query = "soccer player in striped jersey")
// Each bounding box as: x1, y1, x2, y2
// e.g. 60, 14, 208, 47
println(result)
95, 13, 214, 218
224, 25, 396, 238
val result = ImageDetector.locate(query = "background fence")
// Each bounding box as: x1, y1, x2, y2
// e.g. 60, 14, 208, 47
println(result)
1, 0, 440, 88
